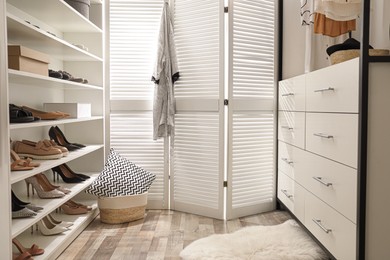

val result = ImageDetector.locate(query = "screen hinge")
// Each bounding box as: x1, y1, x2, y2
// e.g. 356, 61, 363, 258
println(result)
224, 99, 229, 106
224, 6, 228, 13
223, 181, 228, 187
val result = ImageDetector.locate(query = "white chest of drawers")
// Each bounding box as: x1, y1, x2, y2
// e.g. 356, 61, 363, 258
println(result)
277, 58, 359, 260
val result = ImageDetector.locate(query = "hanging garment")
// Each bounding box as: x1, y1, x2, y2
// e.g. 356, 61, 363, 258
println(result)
314, 13, 356, 37
151, 1, 180, 141
300, 0, 315, 25
314, 0, 361, 21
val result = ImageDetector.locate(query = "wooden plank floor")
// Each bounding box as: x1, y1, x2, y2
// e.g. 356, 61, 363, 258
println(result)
57, 210, 291, 260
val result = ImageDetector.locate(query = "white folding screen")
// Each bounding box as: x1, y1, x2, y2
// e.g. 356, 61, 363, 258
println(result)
226, 0, 276, 219
109, 0, 276, 218
109, 0, 167, 208
172, 0, 225, 219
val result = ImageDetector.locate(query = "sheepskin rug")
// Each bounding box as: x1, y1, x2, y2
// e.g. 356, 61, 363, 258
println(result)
180, 219, 327, 260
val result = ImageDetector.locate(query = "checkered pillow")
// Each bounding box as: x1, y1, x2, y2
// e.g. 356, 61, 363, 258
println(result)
85, 149, 156, 197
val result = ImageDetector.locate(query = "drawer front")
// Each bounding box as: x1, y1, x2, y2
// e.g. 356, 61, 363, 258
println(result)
277, 172, 305, 222
305, 191, 356, 260
306, 113, 358, 168
306, 58, 359, 113
278, 111, 305, 149
278, 141, 295, 180
279, 74, 305, 111
294, 148, 357, 223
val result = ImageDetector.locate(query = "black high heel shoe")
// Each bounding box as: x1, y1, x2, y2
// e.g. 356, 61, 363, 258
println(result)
61, 163, 90, 180
49, 126, 85, 150
52, 164, 85, 183
11, 190, 43, 212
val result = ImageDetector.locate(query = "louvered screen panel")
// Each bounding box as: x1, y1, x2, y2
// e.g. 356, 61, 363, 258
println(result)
173, 0, 222, 98
227, 0, 276, 219
231, 113, 274, 208
110, 0, 163, 100
232, 0, 275, 98
173, 112, 223, 218
110, 112, 166, 208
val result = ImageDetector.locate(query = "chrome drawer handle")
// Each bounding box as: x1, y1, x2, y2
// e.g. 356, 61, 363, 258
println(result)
281, 157, 293, 165
313, 176, 332, 187
312, 219, 332, 233
313, 133, 333, 139
281, 189, 293, 198
281, 126, 293, 130
314, 87, 335, 93
281, 93, 294, 97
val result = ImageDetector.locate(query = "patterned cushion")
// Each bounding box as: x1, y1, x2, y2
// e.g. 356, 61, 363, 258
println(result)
85, 148, 156, 197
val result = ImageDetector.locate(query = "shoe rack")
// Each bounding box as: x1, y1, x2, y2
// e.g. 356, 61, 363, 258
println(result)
0, 0, 105, 259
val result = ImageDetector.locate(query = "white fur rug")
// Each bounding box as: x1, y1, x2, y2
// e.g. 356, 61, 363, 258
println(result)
180, 220, 327, 260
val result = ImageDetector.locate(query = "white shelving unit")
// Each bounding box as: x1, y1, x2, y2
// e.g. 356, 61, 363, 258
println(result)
0, 0, 105, 259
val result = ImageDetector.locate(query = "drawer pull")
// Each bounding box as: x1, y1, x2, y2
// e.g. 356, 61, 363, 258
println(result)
281, 157, 293, 165
312, 219, 332, 233
281, 93, 294, 97
281, 189, 293, 198
313, 133, 334, 139
313, 176, 332, 187
314, 87, 335, 93
281, 126, 293, 130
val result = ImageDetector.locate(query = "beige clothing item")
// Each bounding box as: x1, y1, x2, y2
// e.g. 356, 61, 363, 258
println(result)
314, 13, 356, 37
315, 0, 361, 21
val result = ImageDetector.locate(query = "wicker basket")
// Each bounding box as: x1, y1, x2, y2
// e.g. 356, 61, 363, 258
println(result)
330, 49, 390, 64
98, 193, 147, 224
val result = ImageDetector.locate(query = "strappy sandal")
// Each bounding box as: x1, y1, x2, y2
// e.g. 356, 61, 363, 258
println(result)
12, 251, 33, 260
12, 238, 44, 256
10, 150, 40, 171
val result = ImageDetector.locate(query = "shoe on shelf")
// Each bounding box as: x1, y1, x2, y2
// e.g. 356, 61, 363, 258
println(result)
36, 173, 71, 195
67, 199, 92, 211
11, 201, 37, 219
37, 216, 69, 236
62, 163, 90, 180
12, 238, 44, 256
60, 202, 89, 215
47, 213, 73, 228
21, 105, 68, 120
10, 149, 40, 171
22, 139, 69, 157
11, 190, 43, 212
13, 140, 63, 160
52, 164, 85, 183
9, 104, 37, 123
48, 69, 63, 79
25, 175, 65, 199
49, 126, 86, 149
12, 251, 33, 260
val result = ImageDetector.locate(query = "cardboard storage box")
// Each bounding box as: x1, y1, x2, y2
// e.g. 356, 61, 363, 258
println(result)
8, 45, 50, 76
44, 103, 91, 118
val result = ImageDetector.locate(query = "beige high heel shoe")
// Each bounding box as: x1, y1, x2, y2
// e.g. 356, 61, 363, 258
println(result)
36, 173, 71, 195
47, 213, 73, 228
25, 175, 65, 199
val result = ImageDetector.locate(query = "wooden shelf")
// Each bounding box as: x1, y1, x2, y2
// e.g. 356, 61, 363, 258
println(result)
7, 0, 102, 33
7, 14, 103, 61
14, 200, 99, 260
10, 145, 103, 184
8, 69, 103, 90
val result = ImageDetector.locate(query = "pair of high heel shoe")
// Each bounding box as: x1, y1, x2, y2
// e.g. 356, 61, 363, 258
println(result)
11, 190, 43, 219
25, 173, 70, 199
49, 126, 85, 152
52, 163, 90, 183
12, 238, 44, 260
36, 214, 72, 236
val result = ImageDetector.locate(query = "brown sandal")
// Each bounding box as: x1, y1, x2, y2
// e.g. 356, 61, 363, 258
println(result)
10, 150, 40, 171
12, 251, 33, 260
12, 238, 44, 256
